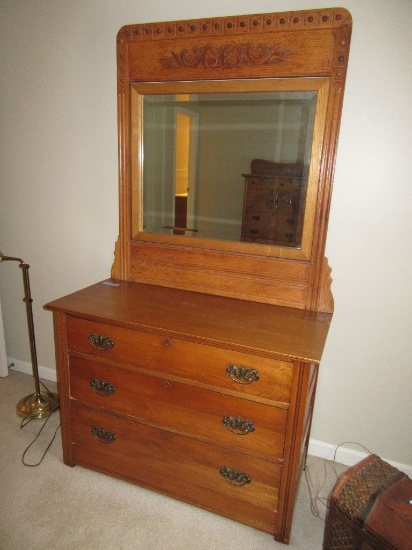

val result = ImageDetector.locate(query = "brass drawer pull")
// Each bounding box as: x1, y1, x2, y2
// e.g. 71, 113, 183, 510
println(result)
91, 426, 116, 444
90, 378, 116, 396
88, 333, 114, 351
222, 415, 255, 435
220, 466, 251, 487
226, 364, 259, 385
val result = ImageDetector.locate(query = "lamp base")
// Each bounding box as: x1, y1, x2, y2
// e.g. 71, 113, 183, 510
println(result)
17, 391, 59, 418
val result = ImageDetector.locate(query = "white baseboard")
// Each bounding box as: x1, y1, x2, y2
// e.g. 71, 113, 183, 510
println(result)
8, 357, 57, 383
308, 438, 412, 478
7, 357, 412, 478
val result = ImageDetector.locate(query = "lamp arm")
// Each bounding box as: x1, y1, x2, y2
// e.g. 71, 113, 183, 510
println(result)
0, 252, 26, 265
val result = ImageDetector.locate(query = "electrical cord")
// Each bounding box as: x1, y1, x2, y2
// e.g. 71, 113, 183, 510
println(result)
20, 380, 61, 467
305, 456, 330, 520
305, 441, 373, 520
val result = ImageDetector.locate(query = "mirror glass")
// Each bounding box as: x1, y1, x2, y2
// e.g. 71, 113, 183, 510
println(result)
131, 78, 329, 256
141, 90, 316, 248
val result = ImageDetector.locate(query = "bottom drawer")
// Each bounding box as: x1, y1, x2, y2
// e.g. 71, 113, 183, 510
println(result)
70, 405, 281, 533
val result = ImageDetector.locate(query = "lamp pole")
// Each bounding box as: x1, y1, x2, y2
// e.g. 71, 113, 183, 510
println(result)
0, 251, 59, 418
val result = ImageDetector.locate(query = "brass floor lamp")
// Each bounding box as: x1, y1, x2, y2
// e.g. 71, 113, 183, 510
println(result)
0, 251, 59, 418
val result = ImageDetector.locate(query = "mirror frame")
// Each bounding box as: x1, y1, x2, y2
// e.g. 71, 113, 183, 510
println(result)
112, 8, 352, 312
131, 78, 329, 261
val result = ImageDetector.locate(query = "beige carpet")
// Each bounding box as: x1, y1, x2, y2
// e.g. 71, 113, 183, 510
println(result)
0, 371, 347, 549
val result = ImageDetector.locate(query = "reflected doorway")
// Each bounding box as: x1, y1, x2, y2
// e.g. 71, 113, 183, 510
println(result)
174, 108, 199, 234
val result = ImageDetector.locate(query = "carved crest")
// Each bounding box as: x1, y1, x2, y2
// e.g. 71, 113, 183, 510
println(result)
160, 43, 292, 69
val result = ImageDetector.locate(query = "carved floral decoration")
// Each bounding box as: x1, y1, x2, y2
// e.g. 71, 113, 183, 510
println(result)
161, 43, 292, 69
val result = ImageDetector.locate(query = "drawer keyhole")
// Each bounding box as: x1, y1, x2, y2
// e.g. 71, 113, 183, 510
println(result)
162, 380, 172, 390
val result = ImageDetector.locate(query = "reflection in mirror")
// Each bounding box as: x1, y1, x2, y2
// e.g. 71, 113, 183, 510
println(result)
142, 91, 316, 248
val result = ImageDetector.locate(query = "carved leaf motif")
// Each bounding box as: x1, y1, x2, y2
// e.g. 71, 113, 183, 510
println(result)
160, 43, 292, 69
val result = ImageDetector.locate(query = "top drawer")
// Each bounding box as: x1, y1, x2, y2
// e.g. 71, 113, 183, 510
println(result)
66, 316, 292, 406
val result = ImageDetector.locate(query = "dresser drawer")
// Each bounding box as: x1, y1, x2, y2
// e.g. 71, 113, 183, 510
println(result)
244, 176, 276, 188
243, 210, 274, 225
66, 317, 292, 406
71, 405, 281, 533
242, 225, 272, 241
69, 356, 287, 460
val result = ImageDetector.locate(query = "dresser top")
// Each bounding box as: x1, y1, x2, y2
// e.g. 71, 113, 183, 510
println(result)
45, 279, 332, 364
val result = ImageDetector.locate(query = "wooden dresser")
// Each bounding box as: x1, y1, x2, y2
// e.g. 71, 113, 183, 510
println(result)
46, 279, 331, 542
45, 8, 351, 545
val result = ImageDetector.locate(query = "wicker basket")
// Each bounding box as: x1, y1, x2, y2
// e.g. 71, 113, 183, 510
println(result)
323, 454, 412, 550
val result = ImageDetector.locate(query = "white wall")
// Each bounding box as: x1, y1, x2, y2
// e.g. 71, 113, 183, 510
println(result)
1, 1, 411, 468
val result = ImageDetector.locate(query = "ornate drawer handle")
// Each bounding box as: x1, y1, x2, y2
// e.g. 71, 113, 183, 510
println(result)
220, 466, 251, 487
226, 364, 259, 385
90, 378, 116, 396
222, 415, 255, 435
88, 333, 114, 351
91, 426, 116, 444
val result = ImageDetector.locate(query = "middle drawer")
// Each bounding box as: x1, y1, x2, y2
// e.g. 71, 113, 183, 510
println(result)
69, 355, 287, 461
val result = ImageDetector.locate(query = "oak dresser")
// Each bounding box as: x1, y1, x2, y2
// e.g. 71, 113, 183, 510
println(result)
46, 279, 331, 542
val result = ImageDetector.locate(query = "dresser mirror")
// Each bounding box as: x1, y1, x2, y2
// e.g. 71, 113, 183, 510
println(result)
112, 8, 351, 310
135, 81, 324, 251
